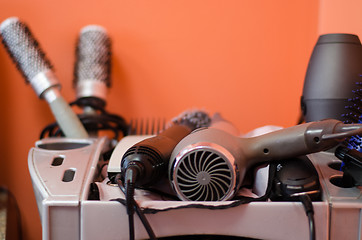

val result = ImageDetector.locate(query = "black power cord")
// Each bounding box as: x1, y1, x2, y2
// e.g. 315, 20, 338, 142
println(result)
114, 173, 157, 240
299, 194, 315, 240
125, 166, 139, 240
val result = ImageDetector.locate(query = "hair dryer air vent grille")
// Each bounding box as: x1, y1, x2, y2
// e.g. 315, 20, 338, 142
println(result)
173, 147, 235, 201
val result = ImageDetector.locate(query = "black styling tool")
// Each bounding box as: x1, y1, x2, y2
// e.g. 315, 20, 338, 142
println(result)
335, 146, 362, 186
116, 110, 210, 240
270, 156, 321, 201
270, 156, 320, 240
270, 156, 321, 240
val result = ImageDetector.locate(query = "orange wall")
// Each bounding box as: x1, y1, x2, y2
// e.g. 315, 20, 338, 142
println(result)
318, 0, 362, 37
0, 1, 322, 239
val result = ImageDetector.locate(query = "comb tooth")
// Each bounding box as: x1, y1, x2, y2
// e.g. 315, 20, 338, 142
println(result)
149, 118, 152, 134
145, 118, 149, 135
126, 117, 167, 135
140, 118, 144, 135
155, 118, 159, 134
162, 118, 166, 131
132, 119, 137, 135
143, 118, 146, 135
127, 119, 132, 135
150, 117, 155, 135
150, 118, 155, 135
134, 119, 139, 135
138, 118, 145, 135
160, 118, 166, 133
128, 119, 134, 135
156, 118, 164, 134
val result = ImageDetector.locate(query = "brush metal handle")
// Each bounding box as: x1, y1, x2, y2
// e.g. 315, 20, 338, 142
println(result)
44, 90, 89, 138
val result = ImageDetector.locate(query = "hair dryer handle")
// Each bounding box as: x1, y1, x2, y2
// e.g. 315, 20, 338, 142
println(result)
243, 119, 361, 165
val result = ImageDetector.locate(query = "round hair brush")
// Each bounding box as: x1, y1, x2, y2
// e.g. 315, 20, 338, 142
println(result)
343, 81, 362, 152
0, 17, 88, 138
73, 25, 111, 109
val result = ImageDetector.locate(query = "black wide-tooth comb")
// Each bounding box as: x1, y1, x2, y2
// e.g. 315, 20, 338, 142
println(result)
128, 118, 166, 135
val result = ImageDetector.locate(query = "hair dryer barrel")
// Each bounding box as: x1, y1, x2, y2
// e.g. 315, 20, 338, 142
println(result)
169, 128, 244, 201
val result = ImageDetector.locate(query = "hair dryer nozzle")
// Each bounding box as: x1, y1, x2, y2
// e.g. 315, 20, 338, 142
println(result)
169, 128, 243, 201
321, 122, 362, 140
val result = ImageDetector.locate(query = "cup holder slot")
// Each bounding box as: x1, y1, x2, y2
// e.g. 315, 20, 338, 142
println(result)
62, 168, 76, 182
37, 142, 90, 150
329, 175, 354, 188
51, 156, 65, 166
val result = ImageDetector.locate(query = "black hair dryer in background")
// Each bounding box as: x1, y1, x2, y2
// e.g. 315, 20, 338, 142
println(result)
301, 33, 362, 122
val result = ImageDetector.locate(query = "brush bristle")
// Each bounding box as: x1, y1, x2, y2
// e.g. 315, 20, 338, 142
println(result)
0, 17, 53, 83
343, 80, 362, 152
73, 25, 111, 88
171, 109, 211, 130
